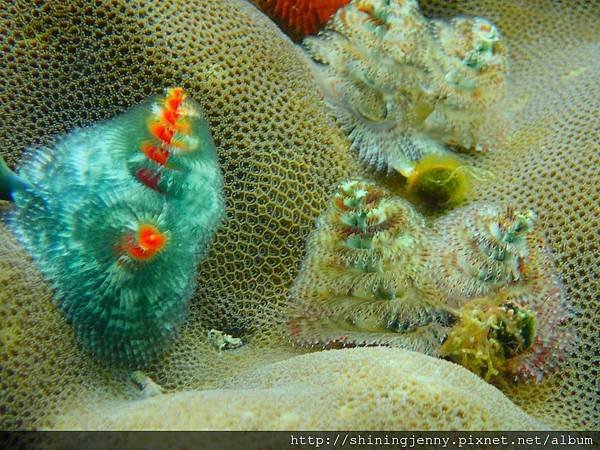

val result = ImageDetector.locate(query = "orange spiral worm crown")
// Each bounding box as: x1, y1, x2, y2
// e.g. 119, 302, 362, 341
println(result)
122, 223, 168, 262
113, 87, 221, 207
133, 87, 201, 192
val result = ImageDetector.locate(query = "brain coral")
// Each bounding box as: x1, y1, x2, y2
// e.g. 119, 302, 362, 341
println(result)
51, 348, 545, 430
0, 0, 598, 431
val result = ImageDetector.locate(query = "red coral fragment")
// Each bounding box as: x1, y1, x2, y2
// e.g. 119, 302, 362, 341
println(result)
254, 0, 350, 39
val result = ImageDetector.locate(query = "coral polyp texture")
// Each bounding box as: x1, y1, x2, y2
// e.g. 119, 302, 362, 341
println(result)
252, 0, 351, 39
51, 348, 545, 430
288, 179, 454, 353
0, 0, 598, 431
7, 88, 223, 367
306, 0, 509, 178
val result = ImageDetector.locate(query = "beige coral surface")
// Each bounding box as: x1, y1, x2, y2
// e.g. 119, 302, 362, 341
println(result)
51, 348, 545, 430
0, 0, 598, 430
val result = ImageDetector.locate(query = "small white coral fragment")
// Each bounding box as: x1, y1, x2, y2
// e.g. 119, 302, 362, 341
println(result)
208, 329, 244, 351
130, 371, 163, 399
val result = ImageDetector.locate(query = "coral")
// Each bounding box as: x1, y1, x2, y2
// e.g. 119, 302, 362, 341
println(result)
51, 348, 545, 430
7, 88, 224, 367
0, 225, 126, 430
0, 0, 359, 429
305, 0, 510, 181
130, 371, 164, 398
207, 329, 244, 351
0, 0, 598, 431
288, 179, 454, 353
251, 0, 350, 39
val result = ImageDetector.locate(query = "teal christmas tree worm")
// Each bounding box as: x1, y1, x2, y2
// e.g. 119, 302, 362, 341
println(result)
4, 88, 224, 367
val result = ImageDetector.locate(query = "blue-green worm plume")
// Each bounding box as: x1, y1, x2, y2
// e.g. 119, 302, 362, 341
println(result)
5, 88, 224, 367
0, 158, 31, 201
